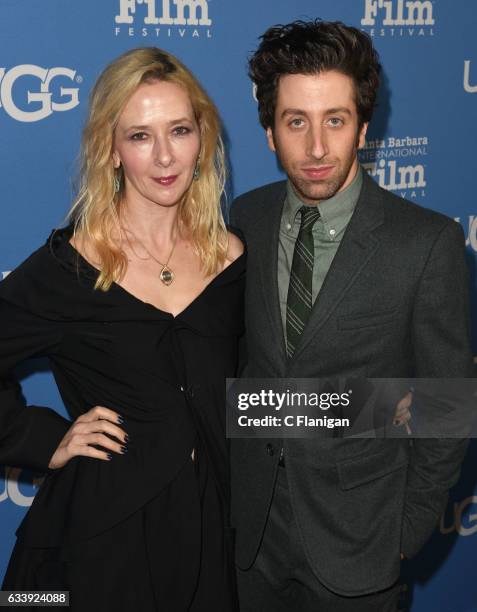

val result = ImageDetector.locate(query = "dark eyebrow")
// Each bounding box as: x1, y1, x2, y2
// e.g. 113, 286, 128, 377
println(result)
325, 107, 352, 116
281, 108, 307, 119
280, 107, 353, 120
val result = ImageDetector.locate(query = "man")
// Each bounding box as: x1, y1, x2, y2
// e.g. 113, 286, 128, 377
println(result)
230, 20, 475, 612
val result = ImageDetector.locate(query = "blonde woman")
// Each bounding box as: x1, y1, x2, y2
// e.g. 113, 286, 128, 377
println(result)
0, 48, 244, 611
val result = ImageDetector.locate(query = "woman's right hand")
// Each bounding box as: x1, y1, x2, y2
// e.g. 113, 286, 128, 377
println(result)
48, 406, 128, 470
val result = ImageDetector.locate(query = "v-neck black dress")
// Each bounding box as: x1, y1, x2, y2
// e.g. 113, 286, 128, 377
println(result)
0, 226, 245, 611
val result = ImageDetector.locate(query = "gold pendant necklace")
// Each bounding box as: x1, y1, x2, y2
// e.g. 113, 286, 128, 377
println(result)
121, 225, 177, 286
159, 264, 174, 286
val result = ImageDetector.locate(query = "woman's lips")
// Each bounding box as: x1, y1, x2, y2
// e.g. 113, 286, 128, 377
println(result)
152, 175, 178, 186
302, 166, 334, 180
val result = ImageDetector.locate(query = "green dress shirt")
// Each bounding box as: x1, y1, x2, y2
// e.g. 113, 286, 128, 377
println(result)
278, 165, 363, 341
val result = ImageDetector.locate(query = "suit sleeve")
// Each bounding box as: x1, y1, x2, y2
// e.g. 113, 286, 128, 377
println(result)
401, 220, 475, 559
228, 196, 243, 230
0, 295, 71, 473
228, 198, 248, 375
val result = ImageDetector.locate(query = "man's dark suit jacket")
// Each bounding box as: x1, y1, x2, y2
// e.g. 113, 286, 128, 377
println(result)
229, 171, 475, 597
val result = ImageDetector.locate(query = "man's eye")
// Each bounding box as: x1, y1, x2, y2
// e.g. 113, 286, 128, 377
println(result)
327, 118, 343, 127
173, 126, 191, 136
289, 118, 304, 128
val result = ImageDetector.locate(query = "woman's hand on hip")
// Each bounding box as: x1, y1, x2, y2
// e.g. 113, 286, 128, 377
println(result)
48, 406, 128, 469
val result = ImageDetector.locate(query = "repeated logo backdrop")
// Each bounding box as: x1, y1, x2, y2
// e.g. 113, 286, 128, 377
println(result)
1, 1, 476, 609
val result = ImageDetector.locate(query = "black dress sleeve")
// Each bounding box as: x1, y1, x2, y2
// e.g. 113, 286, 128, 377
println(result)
0, 264, 71, 473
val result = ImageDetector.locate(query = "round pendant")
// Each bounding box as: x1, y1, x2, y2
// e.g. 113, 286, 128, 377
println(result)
159, 266, 174, 286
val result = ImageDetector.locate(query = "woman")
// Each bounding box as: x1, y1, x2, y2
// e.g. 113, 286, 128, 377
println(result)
0, 47, 244, 611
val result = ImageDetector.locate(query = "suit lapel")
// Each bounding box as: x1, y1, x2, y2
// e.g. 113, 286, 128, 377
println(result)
256, 183, 287, 361
290, 173, 386, 363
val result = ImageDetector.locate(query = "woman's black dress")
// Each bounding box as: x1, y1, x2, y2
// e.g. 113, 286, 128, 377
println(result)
0, 226, 245, 611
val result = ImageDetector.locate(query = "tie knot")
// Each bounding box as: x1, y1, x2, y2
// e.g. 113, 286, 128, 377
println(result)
299, 206, 320, 232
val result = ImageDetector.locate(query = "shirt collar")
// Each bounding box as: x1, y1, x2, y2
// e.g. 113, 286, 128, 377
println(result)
284, 165, 363, 232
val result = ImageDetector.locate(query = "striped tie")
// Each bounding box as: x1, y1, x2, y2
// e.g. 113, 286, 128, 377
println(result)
286, 205, 321, 358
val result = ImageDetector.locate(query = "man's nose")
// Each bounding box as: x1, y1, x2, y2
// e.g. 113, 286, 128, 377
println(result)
307, 126, 328, 160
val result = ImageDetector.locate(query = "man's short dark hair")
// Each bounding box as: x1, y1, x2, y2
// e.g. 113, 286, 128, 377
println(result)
249, 19, 381, 130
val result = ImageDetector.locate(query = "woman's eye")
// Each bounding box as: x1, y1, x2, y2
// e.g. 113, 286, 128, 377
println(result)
173, 126, 191, 136
130, 132, 147, 141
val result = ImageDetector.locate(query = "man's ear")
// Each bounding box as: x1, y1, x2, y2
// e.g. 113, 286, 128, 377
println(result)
357, 122, 369, 150
266, 127, 276, 152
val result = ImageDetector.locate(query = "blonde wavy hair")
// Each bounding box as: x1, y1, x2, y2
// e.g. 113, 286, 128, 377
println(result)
69, 47, 228, 291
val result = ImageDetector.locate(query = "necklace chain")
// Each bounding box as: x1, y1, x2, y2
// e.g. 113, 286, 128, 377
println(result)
120, 223, 177, 286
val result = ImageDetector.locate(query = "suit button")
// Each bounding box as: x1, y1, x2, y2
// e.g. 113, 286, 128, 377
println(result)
266, 443, 275, 456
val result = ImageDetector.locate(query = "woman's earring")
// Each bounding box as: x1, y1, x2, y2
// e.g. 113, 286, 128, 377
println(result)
114, 175, 120, 193
193, 158, 200, 181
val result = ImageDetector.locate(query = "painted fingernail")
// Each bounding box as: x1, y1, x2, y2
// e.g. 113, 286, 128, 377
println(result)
107, 453, 113, 460
124, 434, 129, 443
120, 445, 128, 454
117, 415, 124, 424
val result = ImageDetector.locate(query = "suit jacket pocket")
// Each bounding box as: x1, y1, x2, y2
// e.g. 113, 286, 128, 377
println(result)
337, 443, 408, 490
337, 308, 398, 331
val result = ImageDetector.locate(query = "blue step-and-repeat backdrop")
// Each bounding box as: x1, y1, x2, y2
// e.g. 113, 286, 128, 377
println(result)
1, 1, 476, 609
